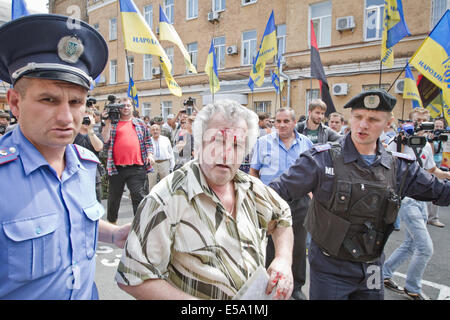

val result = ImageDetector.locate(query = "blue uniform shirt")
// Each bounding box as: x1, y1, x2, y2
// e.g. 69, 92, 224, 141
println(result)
250, 131, 313, 185
0, 127, 104, 299
269, 133, 450, 207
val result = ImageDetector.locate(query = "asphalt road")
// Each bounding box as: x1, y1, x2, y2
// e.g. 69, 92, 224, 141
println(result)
94, 197, 450, 300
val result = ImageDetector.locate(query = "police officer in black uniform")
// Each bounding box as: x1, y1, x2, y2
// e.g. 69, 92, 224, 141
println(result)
269, 89, 450, 300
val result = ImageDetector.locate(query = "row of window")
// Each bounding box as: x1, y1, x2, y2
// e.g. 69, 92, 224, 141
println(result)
103, 0, 448, 84
107, 27, 286, 84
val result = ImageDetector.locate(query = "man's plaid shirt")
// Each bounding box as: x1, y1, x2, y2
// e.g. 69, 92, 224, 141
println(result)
106, 118, 154, 176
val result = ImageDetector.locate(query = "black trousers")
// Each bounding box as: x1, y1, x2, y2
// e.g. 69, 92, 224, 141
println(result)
107, 165, 147, 223
265, 214, 307, 291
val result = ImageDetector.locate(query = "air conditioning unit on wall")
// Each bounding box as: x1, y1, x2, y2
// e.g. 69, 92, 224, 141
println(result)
394, 79, 405, 94
208, 11, 219, 22
332, 83, 349, 96
336, 16, 355, 31
152, 67, 161, 76
226, 45, 238, 55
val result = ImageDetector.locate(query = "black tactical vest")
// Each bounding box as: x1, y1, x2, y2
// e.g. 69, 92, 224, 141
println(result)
305, 144, 401, 263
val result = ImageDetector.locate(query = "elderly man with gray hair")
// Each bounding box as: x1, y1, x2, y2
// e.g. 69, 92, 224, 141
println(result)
115, 99, 294, 300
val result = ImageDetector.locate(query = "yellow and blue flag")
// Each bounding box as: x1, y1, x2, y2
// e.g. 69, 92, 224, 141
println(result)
271, 56, 284, 93
11, 0, 29, 20
410, 10, 450, 112
205, 39, 220, 94
248, 11, 277, 91
381, 0, 410, 67
159, 5, 197, 74
127, 76, 139, 108
403, 64, 423, 108
119, 0, 181, 97
427, 92, 444, 119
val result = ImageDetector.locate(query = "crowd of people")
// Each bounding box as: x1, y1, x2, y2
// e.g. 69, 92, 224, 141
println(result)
0, 13, 449, 301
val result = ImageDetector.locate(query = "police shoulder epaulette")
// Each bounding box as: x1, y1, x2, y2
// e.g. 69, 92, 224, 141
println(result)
0, 146, 19, 165
73, 144, 100, 164
313, 143, 331, 152
389, 151, 416, 162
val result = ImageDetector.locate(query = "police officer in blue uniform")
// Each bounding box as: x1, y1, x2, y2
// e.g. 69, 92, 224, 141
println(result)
269, 89, 450, 300
0, 14, 130, 299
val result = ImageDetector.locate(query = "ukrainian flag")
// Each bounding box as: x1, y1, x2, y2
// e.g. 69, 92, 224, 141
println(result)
11, 0, 29, 20
248, 11, 277, 90
427, 93, 444, 119
403, 64, 423, 108
410, 10, 450, 113
119, 0, 182, 97
381, 0, 410, 67
271, 56, 284, 93
204, 39, 220, 94
128, 76, 139, 108
159, 5, 197, 74
119, 0, 171, 71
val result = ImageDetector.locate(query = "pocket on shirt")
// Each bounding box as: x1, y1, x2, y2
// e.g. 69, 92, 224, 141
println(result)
3, 213, 61, 282
83, 202, 104, 259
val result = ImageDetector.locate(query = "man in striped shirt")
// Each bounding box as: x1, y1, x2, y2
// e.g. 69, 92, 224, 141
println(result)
115, 100, 294, 299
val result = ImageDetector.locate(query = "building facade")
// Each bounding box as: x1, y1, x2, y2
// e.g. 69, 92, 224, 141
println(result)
43, 0, 449, 122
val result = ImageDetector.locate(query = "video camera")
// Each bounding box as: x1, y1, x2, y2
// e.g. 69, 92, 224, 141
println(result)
104, 95, 124, 124
183, 97, 194, 115
395, 120, 449, 149
86, 97, 97, 108
0, 125, 6, 135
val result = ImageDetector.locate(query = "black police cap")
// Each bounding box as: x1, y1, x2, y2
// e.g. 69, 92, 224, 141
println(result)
343, 89, 396, 112
0, 14, 108, 90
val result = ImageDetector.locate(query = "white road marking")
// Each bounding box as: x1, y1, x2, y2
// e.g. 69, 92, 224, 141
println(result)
393, 272, 450, 300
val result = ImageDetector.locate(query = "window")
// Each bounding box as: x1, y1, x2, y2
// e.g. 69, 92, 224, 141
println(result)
431, 0, 449, 28
125, 56, 134, 80
277, 24, 287, 59
187, 42, 198, 72
164, 0, 174, 24
187, 0, 198, 19
142, 103, 151, 118
364, 0, 384, 41
143, 54, 153, 80
254, 101, 271, 114
109, 60, 117, 84
306, 89, 320, 111
242, 30, 257, 66
162, 101, 172, 121
213, 0, 226, 12
213, 36, 226, 69
242, 0, 257, 5
310, 1, 332, 47
109, 17, 117, 41
166, 47, 174, 75
362, 84, 389, 91
144, 5, 153, 29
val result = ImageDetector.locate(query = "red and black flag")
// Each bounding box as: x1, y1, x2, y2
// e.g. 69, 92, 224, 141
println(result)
310, 20, 336, 117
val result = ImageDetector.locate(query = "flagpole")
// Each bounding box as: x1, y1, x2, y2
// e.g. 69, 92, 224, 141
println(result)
378, 60, 383, 87
387, 64, 408, 93
125, 49, 136, 113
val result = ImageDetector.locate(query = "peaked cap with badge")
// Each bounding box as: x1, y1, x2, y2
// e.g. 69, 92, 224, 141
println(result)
0, 14, 108, 90
343, 89, 397, 112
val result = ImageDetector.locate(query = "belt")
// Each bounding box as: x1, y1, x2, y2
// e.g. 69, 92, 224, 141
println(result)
155, 159, 169, 163
117, 164, 142, 168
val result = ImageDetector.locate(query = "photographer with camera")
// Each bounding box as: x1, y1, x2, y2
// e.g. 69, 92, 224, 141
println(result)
102, 95, 154, 224
0, 110, 10, 137
74, 106, 104, 201
383, 108, 450, 300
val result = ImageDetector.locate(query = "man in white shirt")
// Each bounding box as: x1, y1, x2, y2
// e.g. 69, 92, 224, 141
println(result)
383, 109, 450, 300
148, 124, 174, 191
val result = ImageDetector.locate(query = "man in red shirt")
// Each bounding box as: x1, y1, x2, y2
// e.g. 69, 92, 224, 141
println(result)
102, 97, 154, 223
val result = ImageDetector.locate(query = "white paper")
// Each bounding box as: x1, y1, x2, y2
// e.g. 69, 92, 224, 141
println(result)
233, 266, 275, 300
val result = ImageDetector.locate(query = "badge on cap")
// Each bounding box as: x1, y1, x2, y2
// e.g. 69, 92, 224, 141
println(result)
57, 36, 84, 64
363, 95, 380, 109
